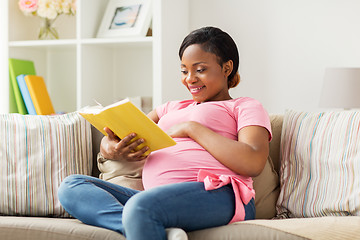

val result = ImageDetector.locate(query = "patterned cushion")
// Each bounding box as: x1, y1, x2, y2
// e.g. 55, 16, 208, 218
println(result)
0, 112, 92, 217
276, 110, 360, 217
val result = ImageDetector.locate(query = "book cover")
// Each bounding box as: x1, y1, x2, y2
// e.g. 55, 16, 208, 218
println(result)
24, 75, 55, 115
16, 74, 37, 115
9, 58, 36, 114
79, 98, 176, 155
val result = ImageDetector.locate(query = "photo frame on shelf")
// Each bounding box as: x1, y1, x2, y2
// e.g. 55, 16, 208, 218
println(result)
97, 0, 152, 38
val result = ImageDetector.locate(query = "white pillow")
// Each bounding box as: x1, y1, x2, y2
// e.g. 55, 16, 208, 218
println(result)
277, 110, 360, 217
0, 112, 92, 217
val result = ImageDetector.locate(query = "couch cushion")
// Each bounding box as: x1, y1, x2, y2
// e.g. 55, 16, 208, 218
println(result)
268, 115, 283, 174
249, 115, 282, 219
0, 216, 124, 240
0, 112, 92, 217
252, 156, 279, 219
277, 110, 360, 218
188, 216, 360, 240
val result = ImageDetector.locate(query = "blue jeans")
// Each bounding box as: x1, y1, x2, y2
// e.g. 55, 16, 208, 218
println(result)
58, 174, 255, 240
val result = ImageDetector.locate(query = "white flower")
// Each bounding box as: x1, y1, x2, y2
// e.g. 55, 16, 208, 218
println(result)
37, 0, 58, 19
18, 0, 76, 17
56, 0, 70, 14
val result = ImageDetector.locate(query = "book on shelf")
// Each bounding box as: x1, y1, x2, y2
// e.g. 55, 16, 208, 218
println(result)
16, 74, 37, 115
24, 75, 55, 115
9, 58, 37, 114
78, 98, 176, 155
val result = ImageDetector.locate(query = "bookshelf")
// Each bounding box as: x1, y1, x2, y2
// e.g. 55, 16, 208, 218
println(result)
1, 0, 189, 114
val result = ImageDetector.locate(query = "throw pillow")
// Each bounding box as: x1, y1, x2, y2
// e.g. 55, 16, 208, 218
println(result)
252, 114, 282, 219
276, 110, 360, 218
253, 155, 280, 219
0, 112, 92, 217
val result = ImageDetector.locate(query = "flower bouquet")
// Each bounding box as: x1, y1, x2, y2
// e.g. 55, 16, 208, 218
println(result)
18, 0, 76, 40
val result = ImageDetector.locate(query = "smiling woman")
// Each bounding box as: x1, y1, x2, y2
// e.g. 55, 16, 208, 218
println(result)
58, 26, 272, 240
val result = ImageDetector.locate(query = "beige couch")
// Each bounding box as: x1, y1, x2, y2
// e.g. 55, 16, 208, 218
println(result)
1, 115, 360, 240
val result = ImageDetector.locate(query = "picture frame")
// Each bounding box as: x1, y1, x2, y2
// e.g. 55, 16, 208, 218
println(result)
97, 0, 152, 38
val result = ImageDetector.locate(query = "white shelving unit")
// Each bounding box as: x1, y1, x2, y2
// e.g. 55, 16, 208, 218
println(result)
1, 0, 189, 114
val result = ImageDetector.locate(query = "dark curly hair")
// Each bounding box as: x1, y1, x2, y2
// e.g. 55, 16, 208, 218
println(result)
178, 26, 240, 88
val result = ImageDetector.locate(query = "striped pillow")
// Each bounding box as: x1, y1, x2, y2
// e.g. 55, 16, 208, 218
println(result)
0, 112, 92, 217
276, 110, 360, 218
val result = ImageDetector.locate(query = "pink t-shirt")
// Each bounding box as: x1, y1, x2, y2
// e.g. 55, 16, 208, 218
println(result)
142, 97, 272, 190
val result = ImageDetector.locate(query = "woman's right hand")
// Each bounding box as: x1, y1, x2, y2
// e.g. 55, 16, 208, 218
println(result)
100, 127, 149, 162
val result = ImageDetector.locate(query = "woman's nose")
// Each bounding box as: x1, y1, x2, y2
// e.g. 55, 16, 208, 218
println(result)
186, 72, 197, 84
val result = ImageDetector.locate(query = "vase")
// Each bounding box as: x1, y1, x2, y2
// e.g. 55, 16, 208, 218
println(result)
38, 18, 59, 40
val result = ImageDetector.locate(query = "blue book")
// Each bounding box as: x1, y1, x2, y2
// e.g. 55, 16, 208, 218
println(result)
16, 74, 37, 115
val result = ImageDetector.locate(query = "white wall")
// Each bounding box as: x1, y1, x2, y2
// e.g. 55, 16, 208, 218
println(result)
0, 0, 8, 113
187, 0, 360, 114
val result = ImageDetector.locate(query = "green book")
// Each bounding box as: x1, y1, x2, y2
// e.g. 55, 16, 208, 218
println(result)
9, 58, 36, 114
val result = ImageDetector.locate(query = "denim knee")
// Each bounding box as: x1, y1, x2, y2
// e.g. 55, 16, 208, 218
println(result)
123, 191, 166, 239
58, 174, 87, 208
123, 191, 153, 226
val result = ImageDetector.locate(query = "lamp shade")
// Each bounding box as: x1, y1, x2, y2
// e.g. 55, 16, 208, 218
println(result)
319, 68, 360, 109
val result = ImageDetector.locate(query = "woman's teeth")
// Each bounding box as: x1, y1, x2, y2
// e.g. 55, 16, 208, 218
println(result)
190, 86, 205, 93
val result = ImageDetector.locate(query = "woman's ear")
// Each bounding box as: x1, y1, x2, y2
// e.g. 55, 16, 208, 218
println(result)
223, 60, 233, 77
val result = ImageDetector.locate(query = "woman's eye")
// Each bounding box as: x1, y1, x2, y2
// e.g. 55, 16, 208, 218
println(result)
181, 70, 188, 74
197, 68, 206, 73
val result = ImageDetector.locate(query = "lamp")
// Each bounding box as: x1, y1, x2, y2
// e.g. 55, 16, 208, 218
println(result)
319, 68, 360, 109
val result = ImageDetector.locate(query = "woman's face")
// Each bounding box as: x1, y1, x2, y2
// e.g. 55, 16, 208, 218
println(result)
180, 44, 232, 103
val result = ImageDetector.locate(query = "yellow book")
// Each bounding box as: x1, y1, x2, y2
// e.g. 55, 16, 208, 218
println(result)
79, 98, 176, 155
24, 75, 55, 115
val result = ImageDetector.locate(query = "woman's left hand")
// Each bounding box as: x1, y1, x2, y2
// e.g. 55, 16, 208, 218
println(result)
166, 121, 199, 138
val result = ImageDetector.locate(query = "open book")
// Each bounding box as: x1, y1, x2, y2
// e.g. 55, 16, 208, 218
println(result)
79, 98, 176, 155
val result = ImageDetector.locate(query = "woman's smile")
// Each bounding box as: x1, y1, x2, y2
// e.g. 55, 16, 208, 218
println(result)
189, 85, 206, 94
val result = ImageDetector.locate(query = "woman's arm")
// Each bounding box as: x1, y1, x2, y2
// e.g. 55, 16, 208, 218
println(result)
167, 121, 269, 177
147, 109, 159, 123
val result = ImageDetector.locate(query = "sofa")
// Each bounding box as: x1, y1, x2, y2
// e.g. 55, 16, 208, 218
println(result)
1, 111, 360, 240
